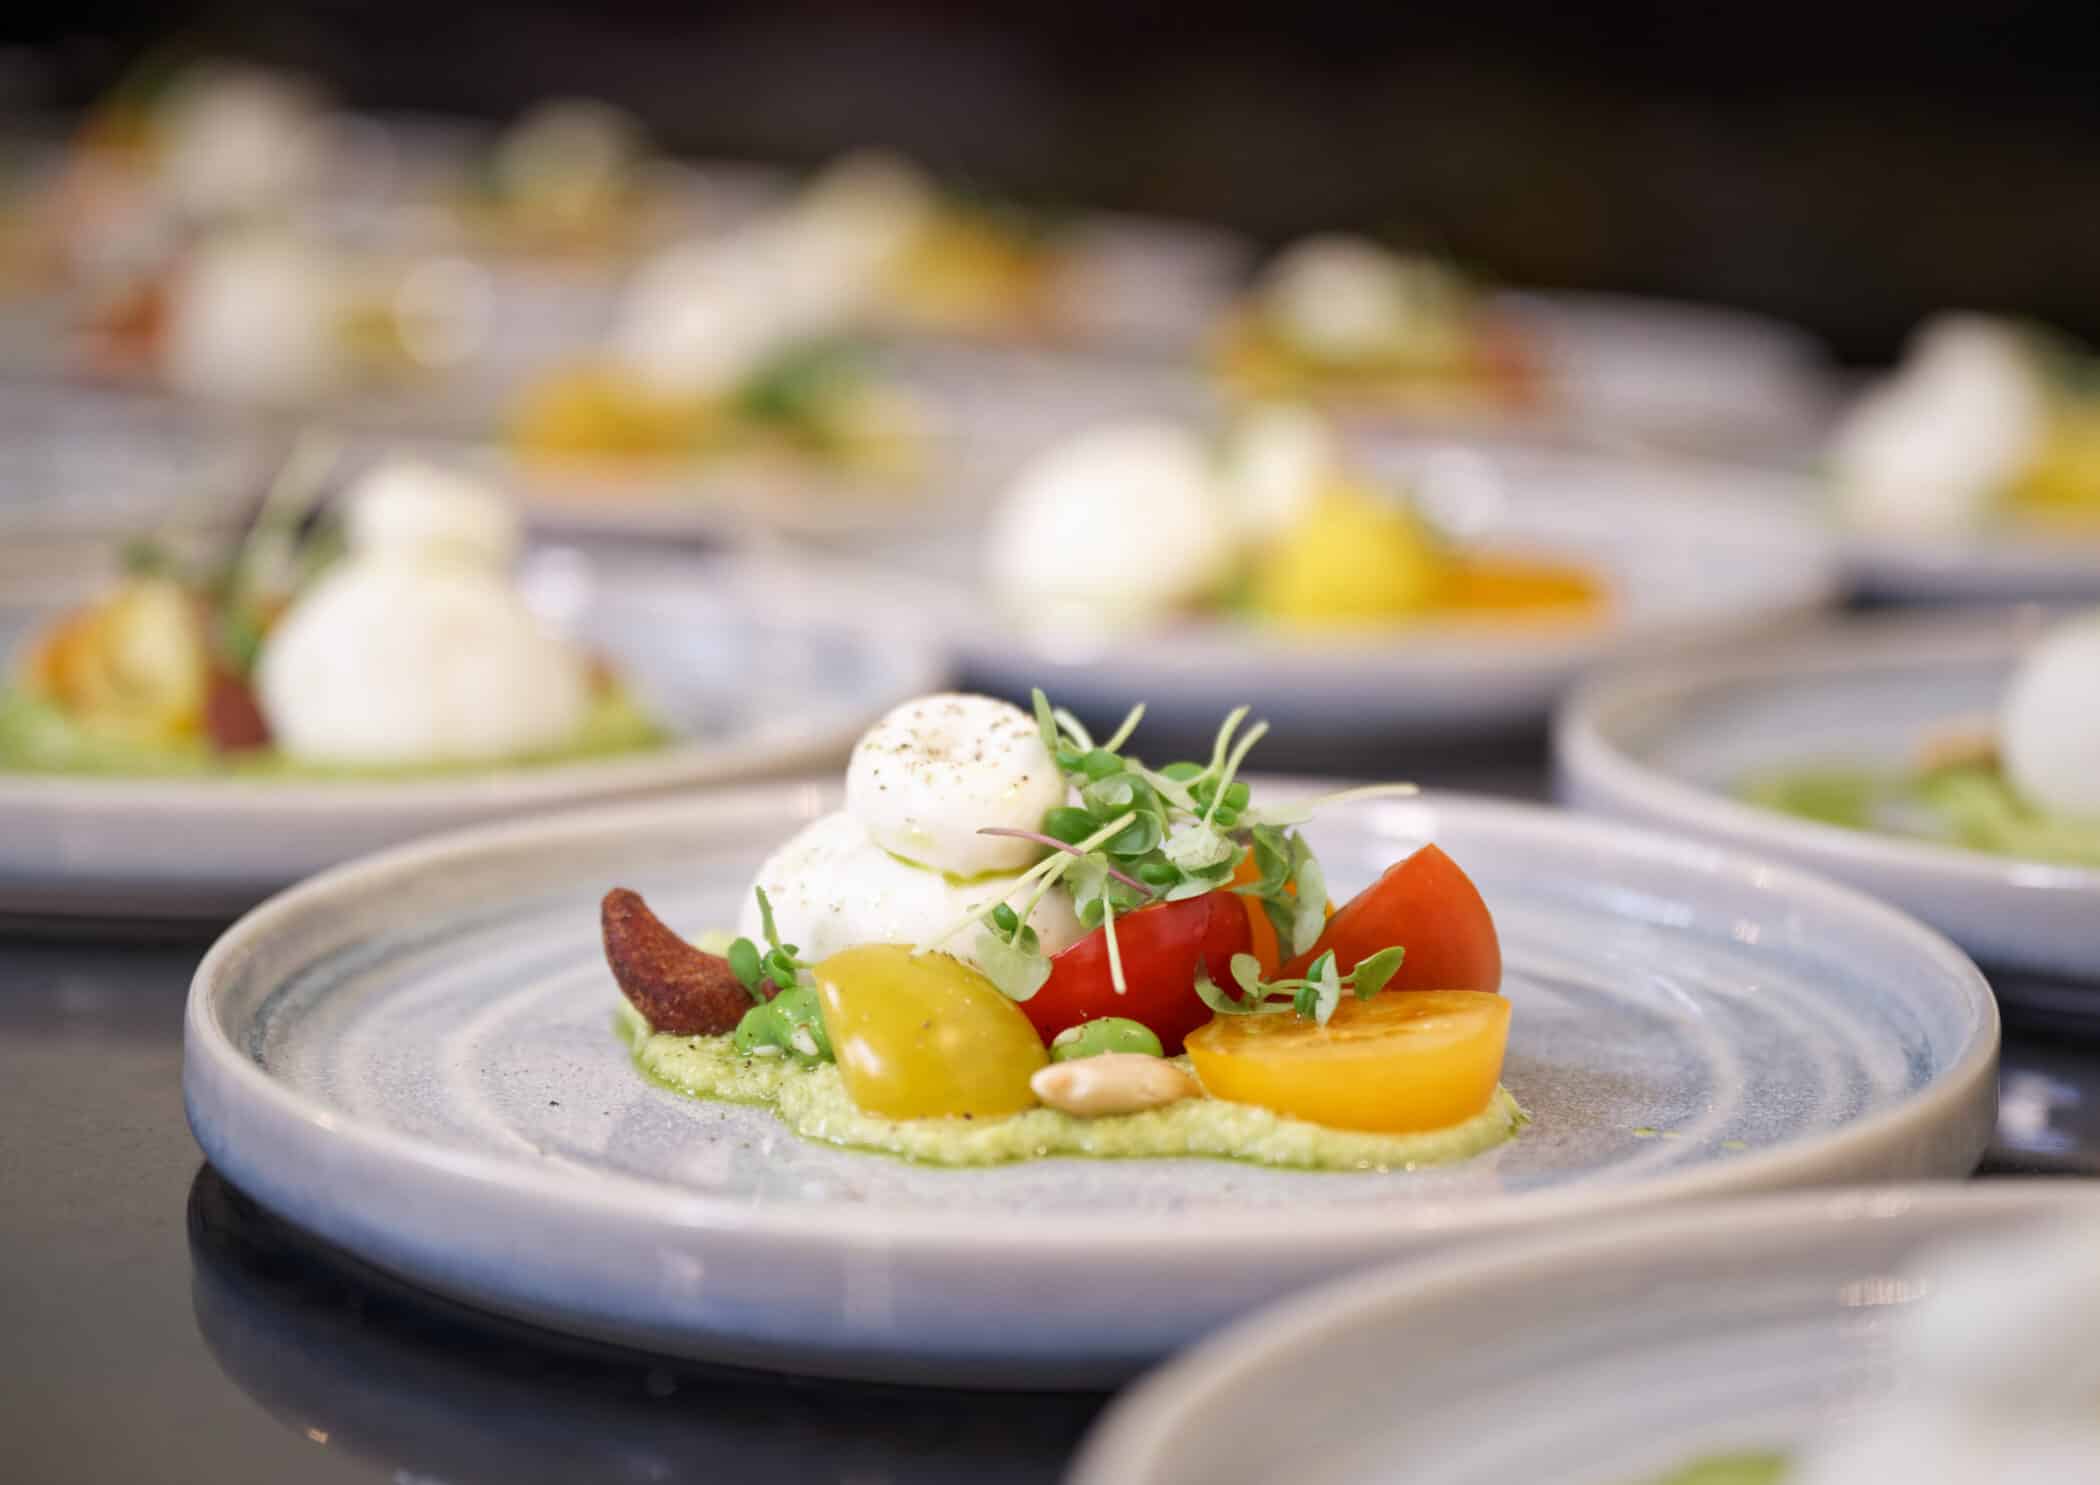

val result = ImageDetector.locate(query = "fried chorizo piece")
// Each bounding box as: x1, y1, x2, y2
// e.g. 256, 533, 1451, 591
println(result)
203, 668, 273, 753
600, 887, 767, 1036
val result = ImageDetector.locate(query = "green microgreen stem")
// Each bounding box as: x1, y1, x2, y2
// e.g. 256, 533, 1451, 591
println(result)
975, 828, 1153, 896
1102, 896, 1126, 995
1098, 702, 1146, 755
914, 811, 1138, 956
1203, 719, 1270, 829
1053, 706, 1094, 751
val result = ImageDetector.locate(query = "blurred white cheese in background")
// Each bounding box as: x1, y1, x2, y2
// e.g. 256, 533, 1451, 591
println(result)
490, 98, 646, 223
160, 227, 353, 407
1832, 313, 2047, 537
613, 230, 809, 400
844, 693, 1068, 877
1222, 404, 1345, 540
985, 420, 1238, 629
2000, 609, 2100, 820
154, 63, 333, 224
257, 460, 590, 765
1258, 234, 1467, 362
1792, 1219, 2100, 1485
785, 151, 937, 297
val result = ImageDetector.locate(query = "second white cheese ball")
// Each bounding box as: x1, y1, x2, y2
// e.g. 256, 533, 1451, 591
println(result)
984, 421, 1237, 629
741, 810, 1084, 972
162, 229, 352, 408
2000, 610, 2100, 820
1833, 314, 2046, 538
1259, 234, 1465, 362
256, 462, 591, 766
845, 693, 1068, 877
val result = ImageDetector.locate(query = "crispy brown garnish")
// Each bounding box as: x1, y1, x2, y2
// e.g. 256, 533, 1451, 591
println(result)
601, 888, 765, 1036
1916, 714, 2000, 776
203, 668, 272, 754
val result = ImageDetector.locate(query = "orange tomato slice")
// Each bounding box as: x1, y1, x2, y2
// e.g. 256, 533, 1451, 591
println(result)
1185, 990, 1511, 1133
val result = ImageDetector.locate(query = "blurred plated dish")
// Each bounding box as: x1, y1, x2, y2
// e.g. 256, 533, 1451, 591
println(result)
1556, 609, 2100, 987
184, 777, 1993, 1382
1210, 235, 1830, 458
1071, 1183, 2097, 1485
0, 461, 945, 917
1832, 313, 2100, 600
901, 422, 1837, 737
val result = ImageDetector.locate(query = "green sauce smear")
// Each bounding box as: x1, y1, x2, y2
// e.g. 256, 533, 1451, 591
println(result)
1637, 1451, 1789, 1485
0, 684, 665, 779
1744, 763, 2100, 867
619, 1005, 1526, 1172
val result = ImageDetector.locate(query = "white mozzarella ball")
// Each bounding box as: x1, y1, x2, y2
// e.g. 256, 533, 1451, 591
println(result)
789, 151, 936, 286
492, 98, 644, 210
614, 233, 797, 400
1833, 314, 2046, 537
257, 563, 589, 766
2001, 610, 2100, 819
156, 65, 331, 222
1224, 405, 1344, 540
740, 810, 1083, 971
845, 694, 1068, 877
161, 230, 351, 408
984, 421, 1238, 628
344, 460, 522, 569
1259, 234, 1463, 361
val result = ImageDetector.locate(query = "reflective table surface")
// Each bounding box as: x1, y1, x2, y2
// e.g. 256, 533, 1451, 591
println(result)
4, 740, 2094, 1485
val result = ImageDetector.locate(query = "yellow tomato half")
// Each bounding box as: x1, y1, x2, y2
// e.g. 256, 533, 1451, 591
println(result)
1185, 990, 1510, 1133
815, 944, 1047, 1120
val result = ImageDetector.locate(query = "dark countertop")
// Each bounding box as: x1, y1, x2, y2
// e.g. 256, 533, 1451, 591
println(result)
3, 743, 2095, 1485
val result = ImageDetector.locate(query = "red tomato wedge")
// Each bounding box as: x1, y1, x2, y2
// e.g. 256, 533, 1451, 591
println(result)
1022, 890, 1253, 1054
1280, 843, 1501, 994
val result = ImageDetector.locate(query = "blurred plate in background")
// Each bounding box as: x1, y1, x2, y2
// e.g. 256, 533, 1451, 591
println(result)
1072, 1183, 2096, 1485
1843, 523, 2100, 603
1555, 610, 2100, 988
0, 551, 945, 919
0, 385, 271, 585
900, 443, 1838, 740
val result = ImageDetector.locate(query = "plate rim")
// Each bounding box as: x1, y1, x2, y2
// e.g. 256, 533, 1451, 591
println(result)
1553, 608, 2100, 896
1068, 1179, 2100, 1485
184, 780, 2000, 1253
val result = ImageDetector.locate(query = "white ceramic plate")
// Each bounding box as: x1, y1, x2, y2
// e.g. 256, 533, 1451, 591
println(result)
1554, 610, 2100, 982
0, 386, 272, 584
184, 786, 1995, 1385
1496, 291, 1834, 460
0, 553, 945, 919
902, 443, 1839, 738
1071, 1181, 2100, 1485
1844, 524, 2100, 603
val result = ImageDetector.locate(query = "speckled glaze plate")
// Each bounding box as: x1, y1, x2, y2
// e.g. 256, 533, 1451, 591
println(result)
1072, 1182, 2100, 1485
184, 785, 1996, 1385
0, 552, 945, 920
1555, 610, 2100, 985
905, 443, 1838, 739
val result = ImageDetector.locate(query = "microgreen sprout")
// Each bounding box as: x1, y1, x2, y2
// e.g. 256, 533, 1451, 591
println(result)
954, 691, 1418, 1010
725, 886, 815, 1004
1194, 945, 1408, 1027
